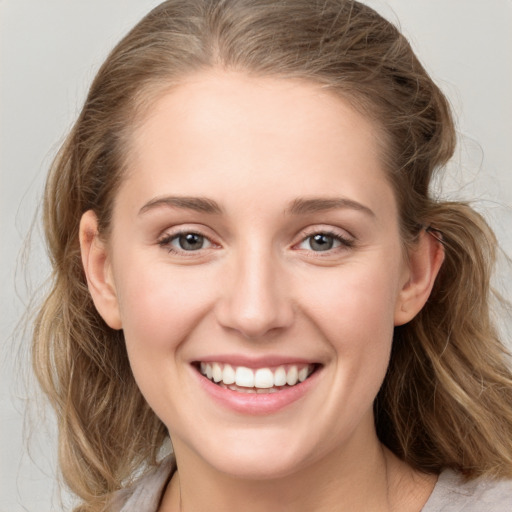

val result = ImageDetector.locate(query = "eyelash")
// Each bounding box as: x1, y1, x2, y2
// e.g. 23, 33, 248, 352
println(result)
295, 229, 355, 253
157, 230, 214, 255
157, 228, 355, 255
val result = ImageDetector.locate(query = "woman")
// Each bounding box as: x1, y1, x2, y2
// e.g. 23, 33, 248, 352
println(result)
33, 0, 512, 510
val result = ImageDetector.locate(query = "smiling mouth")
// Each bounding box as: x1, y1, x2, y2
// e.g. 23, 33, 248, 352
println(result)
195, 362, 319, 394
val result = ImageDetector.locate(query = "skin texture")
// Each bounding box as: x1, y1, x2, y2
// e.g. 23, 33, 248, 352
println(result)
80, 71, 443, 511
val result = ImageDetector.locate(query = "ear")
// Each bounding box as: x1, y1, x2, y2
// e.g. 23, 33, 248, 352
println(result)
79, 210, 122, 330
394, 230, 444, 326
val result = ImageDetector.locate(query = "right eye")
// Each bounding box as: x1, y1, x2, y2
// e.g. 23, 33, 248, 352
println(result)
299, 233, 341, 252
158, 232, 213, 253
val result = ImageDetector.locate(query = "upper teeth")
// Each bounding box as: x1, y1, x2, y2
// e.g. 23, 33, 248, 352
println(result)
199, 362, 313, 389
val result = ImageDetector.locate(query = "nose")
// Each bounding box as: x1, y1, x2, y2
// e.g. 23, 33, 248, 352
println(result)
214, 245, 294, 340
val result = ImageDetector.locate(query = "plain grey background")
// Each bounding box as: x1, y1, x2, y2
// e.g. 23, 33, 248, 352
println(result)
1, 1, 511, 510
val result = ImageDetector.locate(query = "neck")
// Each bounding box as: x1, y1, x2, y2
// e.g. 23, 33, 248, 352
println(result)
160, 430, 433, 512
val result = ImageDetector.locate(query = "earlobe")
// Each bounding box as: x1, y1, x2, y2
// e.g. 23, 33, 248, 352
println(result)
79, 210, 122, 330
394, 230, 444, 326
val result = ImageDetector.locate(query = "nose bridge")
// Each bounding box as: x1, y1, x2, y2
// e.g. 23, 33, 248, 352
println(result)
216, 238, 293, 339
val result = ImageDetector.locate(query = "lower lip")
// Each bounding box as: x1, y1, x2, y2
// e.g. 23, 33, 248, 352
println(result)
194, 367, 321, 415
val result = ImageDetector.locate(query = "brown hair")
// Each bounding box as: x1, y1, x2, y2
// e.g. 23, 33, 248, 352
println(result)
33, 0, 512, 509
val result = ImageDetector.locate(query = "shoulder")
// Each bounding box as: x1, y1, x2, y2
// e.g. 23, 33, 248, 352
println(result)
109, 456, 176, 512
422, 470, 512, 512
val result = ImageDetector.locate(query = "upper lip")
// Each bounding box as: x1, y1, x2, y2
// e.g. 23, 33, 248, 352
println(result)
191, 354, 320, 369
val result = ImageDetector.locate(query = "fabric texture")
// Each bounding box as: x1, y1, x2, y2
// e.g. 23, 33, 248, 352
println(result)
111, 456, 176, 512
421, 469, 512, 511
113, 457, 512, 511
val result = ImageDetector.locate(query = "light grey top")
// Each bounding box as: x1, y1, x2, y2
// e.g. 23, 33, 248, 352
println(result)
422, 469, 512, 511
111, 456, 176, 512
113, 457, 512, 511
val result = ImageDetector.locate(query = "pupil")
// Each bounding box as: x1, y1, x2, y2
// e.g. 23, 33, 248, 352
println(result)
311, 234, 333, 251
179, 233, 203, 250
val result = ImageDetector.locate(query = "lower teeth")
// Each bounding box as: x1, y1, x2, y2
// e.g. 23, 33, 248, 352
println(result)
218, 382, 286, 393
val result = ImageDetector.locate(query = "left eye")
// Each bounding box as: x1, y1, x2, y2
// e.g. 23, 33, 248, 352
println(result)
164, 232, 213, 251
298, 233, 345, 252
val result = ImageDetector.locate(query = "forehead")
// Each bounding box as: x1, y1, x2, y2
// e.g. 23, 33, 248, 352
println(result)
119, 70, 395, 220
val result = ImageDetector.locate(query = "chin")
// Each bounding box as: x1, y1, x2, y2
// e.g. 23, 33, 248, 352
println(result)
210, 453, 309, 481
185, 427, 321, 481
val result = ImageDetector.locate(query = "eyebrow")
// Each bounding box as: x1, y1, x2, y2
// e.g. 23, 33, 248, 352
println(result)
138, 195, 375, 218
139, 196, 223, 215
285, 197, 375, 217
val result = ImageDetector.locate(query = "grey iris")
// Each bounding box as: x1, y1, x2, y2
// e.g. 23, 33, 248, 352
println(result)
179, 233, 204, 250
310, 234, 334, 251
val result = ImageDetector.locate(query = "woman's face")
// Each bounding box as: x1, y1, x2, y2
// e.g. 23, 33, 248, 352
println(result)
91, 71, 417, 478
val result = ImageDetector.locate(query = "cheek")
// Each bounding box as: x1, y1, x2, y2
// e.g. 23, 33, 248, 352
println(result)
113, 257, 216, 352
301, 260, 401, 344
297, 256, 402, 395
111, 258, 219, 417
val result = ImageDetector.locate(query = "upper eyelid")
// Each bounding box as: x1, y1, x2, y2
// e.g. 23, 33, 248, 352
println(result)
158, 232, 217, 246
295, 233, 354, 250
157, 224, 218, 241
155, 224, 356, 247
294, 224, 355, 242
